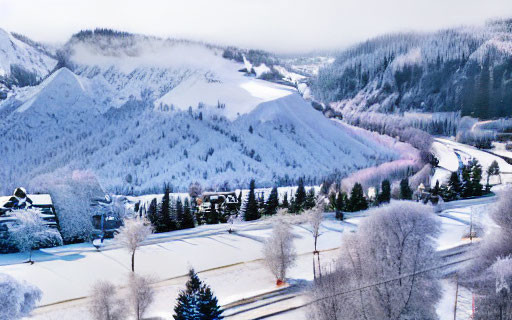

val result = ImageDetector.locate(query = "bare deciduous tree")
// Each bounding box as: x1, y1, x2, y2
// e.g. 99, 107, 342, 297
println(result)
306, 197, 324, 279
263, 217, 296, 284
116, 218, 152, 272
89, 281, 126, 320
128, 274, 154, 320
309, 201, 441, 320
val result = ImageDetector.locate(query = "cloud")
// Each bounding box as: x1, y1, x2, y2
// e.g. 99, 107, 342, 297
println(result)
1, 0, 511, 53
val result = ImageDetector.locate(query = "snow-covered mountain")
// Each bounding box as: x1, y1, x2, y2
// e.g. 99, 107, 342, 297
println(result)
312, 18, 512, 120
0, 29, 57, 92
0, 29, 402, 194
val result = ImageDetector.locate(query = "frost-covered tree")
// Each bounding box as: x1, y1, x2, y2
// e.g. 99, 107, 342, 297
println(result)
307, 201, 324, 279
464, 187, 512, 317
309, 201, 441, 320
188, 182, 203, 199
0, 273, 41, 320
9, 208, 63, 263
173, 268, 223, 320
115, 218, 152, 272
263, 218, 296, 284
89, 280, 126, 320
128, 274, 154, 320
29, 169, 104, 243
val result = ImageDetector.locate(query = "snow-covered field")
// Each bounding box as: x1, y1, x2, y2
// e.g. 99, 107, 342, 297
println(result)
0, 195, 497, 319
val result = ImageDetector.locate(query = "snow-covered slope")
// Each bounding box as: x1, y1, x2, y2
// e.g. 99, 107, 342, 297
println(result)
312, 19, 512, 119
0, 29, 56, 90
0, 30, 403, 194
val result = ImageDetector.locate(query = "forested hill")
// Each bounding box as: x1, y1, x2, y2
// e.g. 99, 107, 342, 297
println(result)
312, 19, 512, 119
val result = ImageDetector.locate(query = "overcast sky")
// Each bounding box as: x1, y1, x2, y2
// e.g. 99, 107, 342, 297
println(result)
1, 0, 511, 53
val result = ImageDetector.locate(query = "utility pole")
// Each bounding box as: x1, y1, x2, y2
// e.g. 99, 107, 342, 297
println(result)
470, 208, 473, 243
454, 274, 459, 320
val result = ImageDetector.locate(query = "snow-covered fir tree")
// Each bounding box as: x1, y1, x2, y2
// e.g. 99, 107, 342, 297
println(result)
173, 269, 223, 320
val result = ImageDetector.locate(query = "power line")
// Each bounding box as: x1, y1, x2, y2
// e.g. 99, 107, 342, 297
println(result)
304, 256, 473, 307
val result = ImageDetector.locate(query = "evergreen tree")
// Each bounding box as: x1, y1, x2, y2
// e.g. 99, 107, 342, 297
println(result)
288, 196, 298, 213
432, 180, 440, 196
237, 191, 242, 211
265, 186, 279, 215
206, 203, 219, 224
399, 178, 413, 200
244, 180, 260, 221
486, 160, 500, 191
335, 192, 345, 212
461, 165, 473, 198
378, 179, 391, 204
328, 192, 337, 211
174, 269, 202, 320
197, 284, 223, 320
320, 179, 332, 195
349, 183, 368, 212
448, 171, 462, 199
173, 269, 223, 320
304, 188, 316, 210
258, 194, 265, 215
159, 185, 177, 232
335, 192, 347, 219
281, 193, 289, 209
181, 198, 195, 229
469, 158, 483, 197
176, 197, 184, 229
294, 178, 307, 211
147, 198, 159, 230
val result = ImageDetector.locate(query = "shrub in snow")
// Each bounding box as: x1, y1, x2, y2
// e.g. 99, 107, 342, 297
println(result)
89, 280, 126, 320
263, 217, 296, 284
0, 273, 41, 319
115, 218, 152, 272
309, 201, 441, 320
128, 274, 154, 320
9, 208, 63, 262
29, 169, 105, 243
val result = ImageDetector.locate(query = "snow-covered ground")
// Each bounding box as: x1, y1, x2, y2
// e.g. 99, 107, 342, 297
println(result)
491, 141, 512, 159
431, 137, 512, 186
0, 195, 498, 319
